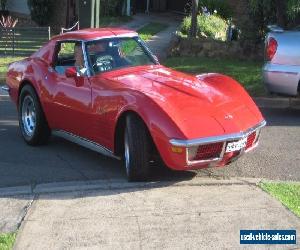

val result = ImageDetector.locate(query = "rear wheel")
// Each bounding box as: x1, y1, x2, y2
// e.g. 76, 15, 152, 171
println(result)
18, 85, 50, 145
124, 114, 151, 181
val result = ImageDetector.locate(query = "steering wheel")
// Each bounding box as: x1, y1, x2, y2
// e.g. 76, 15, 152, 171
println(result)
92, 55, 115, 73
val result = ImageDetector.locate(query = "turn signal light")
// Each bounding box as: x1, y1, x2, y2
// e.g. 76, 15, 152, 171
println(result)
171, 146, 183, 154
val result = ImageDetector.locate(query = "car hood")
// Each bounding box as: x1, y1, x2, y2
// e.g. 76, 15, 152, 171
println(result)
104, 65, 263, 139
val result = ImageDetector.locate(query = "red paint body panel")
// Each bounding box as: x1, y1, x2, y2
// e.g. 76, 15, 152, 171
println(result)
6, 28, 265, 171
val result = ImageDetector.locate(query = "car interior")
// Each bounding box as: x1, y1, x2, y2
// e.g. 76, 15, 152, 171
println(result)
54, 42, 79, 75
53, 38, 155, 76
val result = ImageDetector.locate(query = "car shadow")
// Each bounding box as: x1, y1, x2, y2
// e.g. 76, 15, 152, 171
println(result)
260, 107, 300, 126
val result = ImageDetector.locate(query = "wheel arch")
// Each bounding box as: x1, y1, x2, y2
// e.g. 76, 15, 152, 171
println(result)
18, 79, 39, 105
114, 110, 151, 157
18, 79, 50, 131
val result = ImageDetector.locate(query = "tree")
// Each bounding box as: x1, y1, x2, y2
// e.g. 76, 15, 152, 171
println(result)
190, 0, 198, 37
275, 0, 287, 28
248, 0, 295, 41
27, 0, 54, 26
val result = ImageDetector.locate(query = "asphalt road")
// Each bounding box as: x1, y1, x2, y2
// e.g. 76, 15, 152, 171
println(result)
1, 95, 300, 188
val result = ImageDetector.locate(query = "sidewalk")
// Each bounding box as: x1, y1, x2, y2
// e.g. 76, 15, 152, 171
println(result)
122, 13, 181, 60
1, 178, 299, 249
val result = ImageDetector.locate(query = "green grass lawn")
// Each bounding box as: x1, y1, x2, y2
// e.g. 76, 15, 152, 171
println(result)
260, 182, 300, 218
0, 57, 24, 74
164, 56, 265, 96
0, 57, 24, 84
0, 233, 16, 250
138, 22, 169, 41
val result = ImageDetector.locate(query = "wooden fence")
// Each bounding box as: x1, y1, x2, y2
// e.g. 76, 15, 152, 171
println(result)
0, 27, 50, 56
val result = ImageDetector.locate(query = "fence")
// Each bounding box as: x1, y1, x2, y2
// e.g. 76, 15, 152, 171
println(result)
0, 26, 50, 56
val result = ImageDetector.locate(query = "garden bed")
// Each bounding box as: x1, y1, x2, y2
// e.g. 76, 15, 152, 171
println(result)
168, 35, 264, 61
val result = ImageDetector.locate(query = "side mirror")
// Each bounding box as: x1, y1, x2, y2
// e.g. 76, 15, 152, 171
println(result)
65, 67, 77, 78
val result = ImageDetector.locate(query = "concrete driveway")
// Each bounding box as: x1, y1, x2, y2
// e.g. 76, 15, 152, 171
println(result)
0, 96, 300, 189
10, 179, 300, 250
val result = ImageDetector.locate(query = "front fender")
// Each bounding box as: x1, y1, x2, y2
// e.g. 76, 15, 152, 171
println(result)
115, 89, 186, 143
114, 90, 187, 168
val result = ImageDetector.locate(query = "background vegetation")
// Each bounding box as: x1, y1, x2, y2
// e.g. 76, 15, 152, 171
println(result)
27, 0, 54, 26
246, 0, 300, 41
180, 14, 228, 41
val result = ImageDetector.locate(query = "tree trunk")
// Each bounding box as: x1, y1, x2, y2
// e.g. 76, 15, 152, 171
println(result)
275, 0, 287, 28
190, 0, 198, 38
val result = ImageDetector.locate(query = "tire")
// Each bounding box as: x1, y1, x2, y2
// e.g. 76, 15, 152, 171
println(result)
18, 85, 50, 145
124, 114, 151, 181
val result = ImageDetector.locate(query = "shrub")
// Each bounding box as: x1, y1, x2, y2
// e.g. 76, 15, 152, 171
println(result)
180, 14, 228, 41
180, 16, 192, 35
198, 0, 233, 19
27, 0, 54, 26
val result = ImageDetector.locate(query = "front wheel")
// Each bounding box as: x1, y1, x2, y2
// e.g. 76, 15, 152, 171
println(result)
124, 115, 151, 181
18, 85, 50, 145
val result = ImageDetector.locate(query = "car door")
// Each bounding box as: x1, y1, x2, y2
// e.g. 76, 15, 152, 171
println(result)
46, 40, 92, 138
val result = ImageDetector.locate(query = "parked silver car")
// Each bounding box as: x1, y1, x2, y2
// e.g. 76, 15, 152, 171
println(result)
263, 27, 300, 96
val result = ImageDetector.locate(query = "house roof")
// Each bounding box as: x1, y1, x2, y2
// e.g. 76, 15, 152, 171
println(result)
52, 28, 138, 41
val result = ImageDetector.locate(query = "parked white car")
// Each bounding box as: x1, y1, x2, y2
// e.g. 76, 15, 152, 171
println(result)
263, 26, 300, 96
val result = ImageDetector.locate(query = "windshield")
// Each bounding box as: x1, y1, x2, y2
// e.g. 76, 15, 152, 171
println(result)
85, 37, 157, 75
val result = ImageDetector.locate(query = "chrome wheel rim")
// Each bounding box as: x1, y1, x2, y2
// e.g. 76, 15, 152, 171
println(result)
21, 95, 36, 137
124, 131, 130, 175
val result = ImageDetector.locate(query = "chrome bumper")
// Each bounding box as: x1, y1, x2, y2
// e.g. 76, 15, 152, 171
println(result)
170, 120, 267, 147
169, 120, 267, 166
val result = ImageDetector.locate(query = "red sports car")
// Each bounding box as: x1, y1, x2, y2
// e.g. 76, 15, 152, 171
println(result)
4, 28, 266, 181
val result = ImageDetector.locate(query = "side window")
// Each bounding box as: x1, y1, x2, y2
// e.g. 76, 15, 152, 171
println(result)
53, 41, 86, 75
58, 42, 76, 61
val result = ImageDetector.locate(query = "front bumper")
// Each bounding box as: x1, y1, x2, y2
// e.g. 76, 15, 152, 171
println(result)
169, 120, 266, 168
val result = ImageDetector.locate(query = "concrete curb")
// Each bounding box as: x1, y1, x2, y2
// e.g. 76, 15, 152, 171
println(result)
0, 177, 263, 197
0, 185, 32, 196
254, 97, 300, 109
